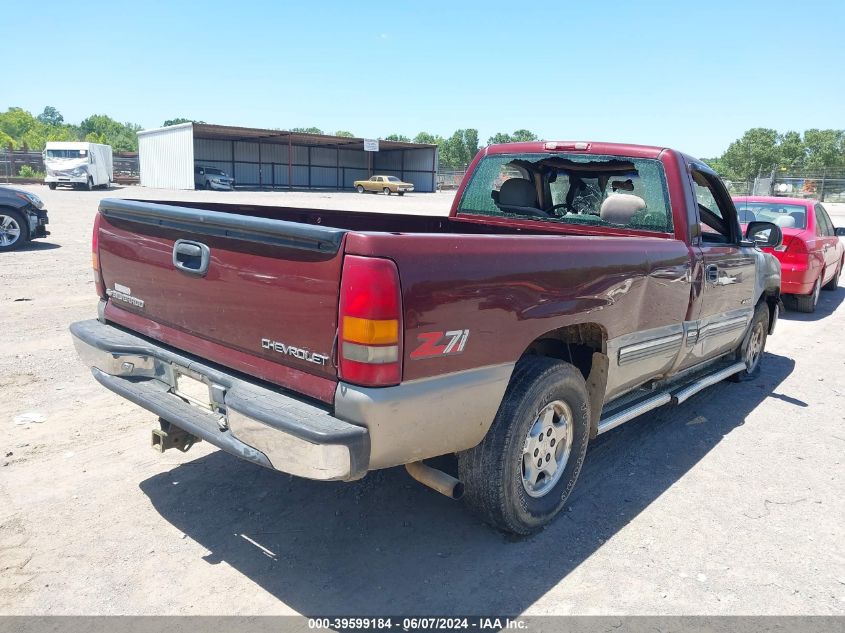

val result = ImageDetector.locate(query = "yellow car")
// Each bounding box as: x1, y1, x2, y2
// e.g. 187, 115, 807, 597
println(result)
353, 175, 415, 195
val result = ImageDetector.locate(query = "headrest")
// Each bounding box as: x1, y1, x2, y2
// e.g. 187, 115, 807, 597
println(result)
498, 178, 537, 207
774, 215, 795, 228
600, 194, 646, 224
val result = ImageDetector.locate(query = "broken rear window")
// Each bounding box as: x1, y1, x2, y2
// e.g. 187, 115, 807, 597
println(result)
457, 153, 672, 233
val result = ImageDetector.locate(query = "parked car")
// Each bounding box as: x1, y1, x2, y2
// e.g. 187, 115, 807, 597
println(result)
734, 196, 845, 313
354, 175, 414, 195
72, 141, 782, 534
0, 186, 50, 251
195, 166, 235, 191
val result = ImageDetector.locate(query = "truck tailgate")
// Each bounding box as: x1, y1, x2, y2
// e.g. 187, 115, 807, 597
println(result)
96, 199, 346, 395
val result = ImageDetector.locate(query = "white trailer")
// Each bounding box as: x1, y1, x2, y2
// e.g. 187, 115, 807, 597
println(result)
44, 142, 113, 190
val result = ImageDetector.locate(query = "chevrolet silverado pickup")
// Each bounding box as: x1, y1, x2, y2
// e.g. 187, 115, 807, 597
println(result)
71, 141, 783, 534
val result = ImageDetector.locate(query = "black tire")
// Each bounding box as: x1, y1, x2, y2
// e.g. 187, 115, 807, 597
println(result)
48, 183, 57, 190
793, 276, 821, 313
729, 301, 769, 382
0, 209, 29, 252
356, 185, 365, 193
823, 262, 841, 291
398, 192, 405, 196
383, 187, 391, 195
86, 177, 93, 191
458, 357, 590, 535
205, 180, 212, 190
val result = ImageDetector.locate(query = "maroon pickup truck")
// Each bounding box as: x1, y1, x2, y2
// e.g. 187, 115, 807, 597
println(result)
71, 141, 783, 534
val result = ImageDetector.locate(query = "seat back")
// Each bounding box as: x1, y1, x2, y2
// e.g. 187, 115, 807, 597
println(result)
496, 179, 546, 217
599, 194, 646, 225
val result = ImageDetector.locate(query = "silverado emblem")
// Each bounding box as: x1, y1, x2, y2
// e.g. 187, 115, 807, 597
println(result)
261, 338, 329, 366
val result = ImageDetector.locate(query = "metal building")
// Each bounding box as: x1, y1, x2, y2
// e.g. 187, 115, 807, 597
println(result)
138, 123, 439, 192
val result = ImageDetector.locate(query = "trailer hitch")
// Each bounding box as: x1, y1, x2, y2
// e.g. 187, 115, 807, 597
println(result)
151, 418, 201, 453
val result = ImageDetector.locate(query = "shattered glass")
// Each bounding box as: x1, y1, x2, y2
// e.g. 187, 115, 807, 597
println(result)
457, 153, 673, 233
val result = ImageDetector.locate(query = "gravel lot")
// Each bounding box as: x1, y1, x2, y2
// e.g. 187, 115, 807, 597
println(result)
1, 185, 844, 616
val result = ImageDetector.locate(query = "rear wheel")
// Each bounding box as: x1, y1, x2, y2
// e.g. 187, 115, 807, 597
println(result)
0, 209, 28, 251
383, 187, 391, 195
729, 302, 769, 382
793, 276, 821, 313
458, 357, 590, 535
356, 185, 365, 193
823, 262, 841, 291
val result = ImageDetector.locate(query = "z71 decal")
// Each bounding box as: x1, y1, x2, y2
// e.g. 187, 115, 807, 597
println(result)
410, 329, 470, 359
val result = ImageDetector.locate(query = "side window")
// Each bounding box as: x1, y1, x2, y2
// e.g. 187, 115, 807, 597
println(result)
690, 169, 737, 243
815, 205, 834, 236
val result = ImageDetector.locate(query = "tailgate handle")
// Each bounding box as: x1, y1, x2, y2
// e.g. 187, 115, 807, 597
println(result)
173, 240, 210, 276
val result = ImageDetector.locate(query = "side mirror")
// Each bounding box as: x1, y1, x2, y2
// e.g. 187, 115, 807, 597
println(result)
835, 227, 845, 237
745, 221, 783, 249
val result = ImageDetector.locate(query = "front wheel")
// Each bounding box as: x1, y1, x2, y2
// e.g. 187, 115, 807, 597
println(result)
458, 357, 590, 535
793, 276, 821, 313
48, 183, 57, 190
356, 185, 365, 193
86, 177, 93, 191
729, 302, 769, 382
0, 209, 28, 251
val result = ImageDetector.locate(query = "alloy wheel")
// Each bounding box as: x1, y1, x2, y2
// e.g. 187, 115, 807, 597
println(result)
0, 214, 22, 248
521, 400, 574, 498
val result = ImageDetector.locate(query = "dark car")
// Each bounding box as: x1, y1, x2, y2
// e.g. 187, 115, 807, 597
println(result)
0, 186, 50, 251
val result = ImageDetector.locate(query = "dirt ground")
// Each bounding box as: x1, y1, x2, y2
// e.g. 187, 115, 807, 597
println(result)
1, 184, 843, 616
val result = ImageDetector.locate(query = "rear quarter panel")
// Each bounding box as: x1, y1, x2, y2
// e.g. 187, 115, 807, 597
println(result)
344, 232, 693, 383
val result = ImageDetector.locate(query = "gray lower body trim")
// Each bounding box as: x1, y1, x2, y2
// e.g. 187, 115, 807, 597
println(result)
335, 364, 515, 470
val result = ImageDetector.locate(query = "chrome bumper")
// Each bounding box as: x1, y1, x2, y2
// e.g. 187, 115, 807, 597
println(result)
70, 318, 369, 481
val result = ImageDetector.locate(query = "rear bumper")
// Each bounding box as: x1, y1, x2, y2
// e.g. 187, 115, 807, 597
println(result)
70, 318, 369, 481
780, 263, 817, 295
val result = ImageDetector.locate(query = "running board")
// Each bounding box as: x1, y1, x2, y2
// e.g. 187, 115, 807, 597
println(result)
670, 361, 746, 405
596, 361, 746, 435
597, 393, 672, 435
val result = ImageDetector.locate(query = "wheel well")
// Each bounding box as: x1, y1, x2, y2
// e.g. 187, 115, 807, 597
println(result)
520, 323, 608, 438
521, 323, 606, 378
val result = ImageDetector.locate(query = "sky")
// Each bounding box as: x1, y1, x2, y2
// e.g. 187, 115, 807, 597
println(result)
5, 0, 844, 158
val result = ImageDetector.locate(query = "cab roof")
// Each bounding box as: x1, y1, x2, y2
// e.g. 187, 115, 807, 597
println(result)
483, 141, 668, 160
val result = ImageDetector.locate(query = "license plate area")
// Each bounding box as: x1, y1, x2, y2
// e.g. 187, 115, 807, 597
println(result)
172, 368, 213, 411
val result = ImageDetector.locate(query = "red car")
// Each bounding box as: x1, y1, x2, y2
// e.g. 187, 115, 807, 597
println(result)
734, 196, 845, 312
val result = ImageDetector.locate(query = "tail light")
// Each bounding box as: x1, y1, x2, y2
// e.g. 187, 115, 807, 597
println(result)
338, 255, 402, 387
779, 236, 807, 254
92, 213, 106, 298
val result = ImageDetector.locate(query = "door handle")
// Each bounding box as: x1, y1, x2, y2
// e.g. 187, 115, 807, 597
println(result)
173, 240, 210, 276
705, 264, 719, 284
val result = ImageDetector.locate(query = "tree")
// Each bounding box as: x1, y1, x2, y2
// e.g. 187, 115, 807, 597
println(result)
720, 128, 780, 181
37, 106, 64, 126
79, 114, 142, 151
334, 130, 355, 137
439, 129, 479, 169
487, 129, 538, 145
803, 129, 844, 171
413, 132, 443, 145
163, 118, 194, 127
383, 133, 410, 142
291, 127, 324, 135
778, 131, 805, 170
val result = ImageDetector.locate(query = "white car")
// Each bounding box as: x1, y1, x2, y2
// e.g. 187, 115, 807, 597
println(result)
195, 166, 235, 190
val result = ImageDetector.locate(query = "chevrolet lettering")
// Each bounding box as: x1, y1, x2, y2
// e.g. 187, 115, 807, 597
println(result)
261, 338, 329, 366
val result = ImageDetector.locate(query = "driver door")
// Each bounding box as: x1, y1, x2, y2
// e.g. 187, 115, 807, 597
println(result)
684, 164, 756, 366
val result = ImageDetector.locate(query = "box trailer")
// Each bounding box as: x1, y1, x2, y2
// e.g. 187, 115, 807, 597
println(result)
44, 142, 113, 190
